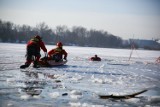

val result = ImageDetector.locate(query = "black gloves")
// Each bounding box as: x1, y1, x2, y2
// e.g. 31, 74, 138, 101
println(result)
64, 57, 67, 60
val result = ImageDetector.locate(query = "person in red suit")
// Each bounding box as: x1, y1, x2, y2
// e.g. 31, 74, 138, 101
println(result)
90, 55, 101, 61
48, 42, 67, 62
20, 35, 47, 68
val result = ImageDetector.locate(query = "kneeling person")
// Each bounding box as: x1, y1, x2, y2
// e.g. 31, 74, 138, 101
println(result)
20, 35, 47, 69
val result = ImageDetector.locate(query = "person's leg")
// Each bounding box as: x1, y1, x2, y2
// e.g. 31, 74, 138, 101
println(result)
20, 46, 33, 68
26, 46, 35, 65
52, 54, 62, 62
33, 50, 41, 68
25, 56, 32, 66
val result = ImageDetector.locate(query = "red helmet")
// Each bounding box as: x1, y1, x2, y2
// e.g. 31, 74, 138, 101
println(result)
35, 35, 42, 41
56, 42, 63, 47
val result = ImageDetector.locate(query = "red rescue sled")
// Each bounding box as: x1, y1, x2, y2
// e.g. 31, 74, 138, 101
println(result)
39, 60, 67, 67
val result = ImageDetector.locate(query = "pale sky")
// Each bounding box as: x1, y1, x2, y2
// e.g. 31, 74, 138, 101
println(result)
0, 0, 160, 40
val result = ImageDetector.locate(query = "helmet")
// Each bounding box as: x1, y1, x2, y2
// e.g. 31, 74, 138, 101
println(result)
35, 35, 42, 41
56, 42, 63, 47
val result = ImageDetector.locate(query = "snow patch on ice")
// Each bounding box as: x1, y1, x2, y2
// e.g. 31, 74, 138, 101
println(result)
6, 78, 15, 83
70, 73, 84, 81
69, 102, 105, 107
70, 90, 83, 99
20, 95, 30, 100
49, 92, 60, 98
71, 90, 82, 95
91, 78, 105, 84
7, 103, 13, 107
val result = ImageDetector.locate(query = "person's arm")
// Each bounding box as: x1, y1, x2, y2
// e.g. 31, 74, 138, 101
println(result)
48, 49, 55, 57
63, 50, 68, 60
90, 57, 94, 61
40, 41, 47, 52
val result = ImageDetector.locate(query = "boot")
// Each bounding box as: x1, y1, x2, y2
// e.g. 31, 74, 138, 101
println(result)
20, 64, 29, 69
20, 60, 32, 69
33, 61, 40, 68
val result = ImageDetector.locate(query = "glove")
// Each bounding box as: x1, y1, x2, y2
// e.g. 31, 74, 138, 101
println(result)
44, 52, 48, 61
44, 52, 48, 58
64, 57, 67, 61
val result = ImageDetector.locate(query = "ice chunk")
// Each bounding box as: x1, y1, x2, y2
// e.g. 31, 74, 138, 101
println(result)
69, 102, 81, 107
71, 90, 82, 95
92, 78, 105, 84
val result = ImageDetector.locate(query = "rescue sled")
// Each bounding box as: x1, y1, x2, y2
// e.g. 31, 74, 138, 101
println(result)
38, 59, 67, 67
99, 89, 147, 99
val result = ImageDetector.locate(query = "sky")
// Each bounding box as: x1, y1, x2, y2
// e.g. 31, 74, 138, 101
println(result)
0, 0, 160, 40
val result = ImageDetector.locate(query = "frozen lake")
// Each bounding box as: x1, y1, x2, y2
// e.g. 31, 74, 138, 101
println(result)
0, 43, 160, 107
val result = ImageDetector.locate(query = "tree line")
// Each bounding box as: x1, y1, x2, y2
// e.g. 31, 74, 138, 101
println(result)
0, 19, 130, 48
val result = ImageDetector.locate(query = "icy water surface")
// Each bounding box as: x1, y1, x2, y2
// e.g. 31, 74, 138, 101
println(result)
0, 43, 160, 107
